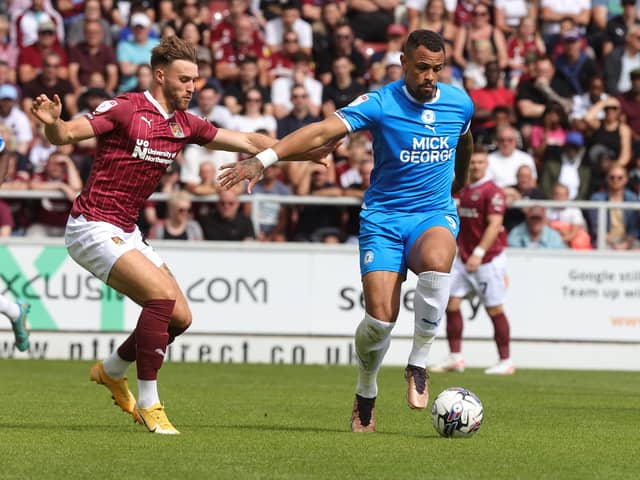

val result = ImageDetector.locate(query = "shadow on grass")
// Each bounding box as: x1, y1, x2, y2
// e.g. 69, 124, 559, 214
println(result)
0, 422, 142, 432
177, 422, 438, 439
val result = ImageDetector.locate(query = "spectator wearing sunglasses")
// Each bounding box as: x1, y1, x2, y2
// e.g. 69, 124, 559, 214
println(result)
148, 191, 204, 241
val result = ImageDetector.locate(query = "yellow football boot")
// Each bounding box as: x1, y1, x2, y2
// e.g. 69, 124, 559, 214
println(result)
137, 403, 180, 435
89, 361, 141, 424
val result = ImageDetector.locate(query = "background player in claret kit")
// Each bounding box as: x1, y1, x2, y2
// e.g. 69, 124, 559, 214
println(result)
30, 36, 333, 435
218, 30, 474, 433
0, 136, 30, 352
431, 146, 514, 375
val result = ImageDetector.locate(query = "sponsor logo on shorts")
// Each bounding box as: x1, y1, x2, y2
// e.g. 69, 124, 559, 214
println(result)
363, 251, 374, 264
111, 236, 125, 245
445, 215, 457, 230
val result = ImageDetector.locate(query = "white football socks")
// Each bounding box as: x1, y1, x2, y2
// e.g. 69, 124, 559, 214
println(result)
408, 271, 450, 368
137, 380, 160, 409
0, 294, 20, 322
354, 313, 395, 399
102, 350, 132, 379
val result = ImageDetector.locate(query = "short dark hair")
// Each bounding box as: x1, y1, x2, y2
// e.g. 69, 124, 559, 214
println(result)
238, 55, 258, 66
290, 51, 310, 64
150, 35, 197, 70
492, 105, 510, 116
473, 144, 488, 154
404, 29, 445, 57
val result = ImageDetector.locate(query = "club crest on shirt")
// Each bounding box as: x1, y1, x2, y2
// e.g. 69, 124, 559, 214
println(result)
169, 123, 184, 138
111, 236, 125, 245
94, 100, 118, 114
348, 94, 368, 107
471, 192, 480, 201
421, 109, 437, 134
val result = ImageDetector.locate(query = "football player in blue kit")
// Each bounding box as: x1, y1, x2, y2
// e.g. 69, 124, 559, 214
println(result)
219, 30, 474, 432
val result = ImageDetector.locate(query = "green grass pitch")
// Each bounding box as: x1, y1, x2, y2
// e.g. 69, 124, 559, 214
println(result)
1, 360, 639, 479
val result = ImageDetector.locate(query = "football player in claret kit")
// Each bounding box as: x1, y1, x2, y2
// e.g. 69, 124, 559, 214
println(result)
30, 36, 334, 434
431, 145, 514, 375
217, 30, 475, 432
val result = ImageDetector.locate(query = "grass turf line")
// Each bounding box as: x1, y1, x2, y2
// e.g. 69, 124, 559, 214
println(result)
0, 360, 639, 479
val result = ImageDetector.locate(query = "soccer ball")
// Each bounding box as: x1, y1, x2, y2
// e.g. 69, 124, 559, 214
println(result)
431, 387, 483, 438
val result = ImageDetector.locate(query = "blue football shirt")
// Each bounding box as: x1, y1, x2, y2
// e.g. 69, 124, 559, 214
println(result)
336, 80, 473, 213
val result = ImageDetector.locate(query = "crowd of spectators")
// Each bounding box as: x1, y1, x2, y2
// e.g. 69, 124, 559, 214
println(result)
1, 0, 640, 250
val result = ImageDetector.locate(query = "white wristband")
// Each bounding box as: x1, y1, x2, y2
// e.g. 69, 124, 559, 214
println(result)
472, 246, 486, 258
256, 148, 279, 168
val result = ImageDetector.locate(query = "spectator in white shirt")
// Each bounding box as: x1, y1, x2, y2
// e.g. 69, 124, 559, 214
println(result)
271, 52, 322, 119
0, 84, 32, 155
487, 125, 537, 188
188, 83, 234, 129
570, 75, 607, 134
265, 2, 313, 55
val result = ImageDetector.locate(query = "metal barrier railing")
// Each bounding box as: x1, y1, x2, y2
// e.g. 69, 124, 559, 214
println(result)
2, 190, 639, 250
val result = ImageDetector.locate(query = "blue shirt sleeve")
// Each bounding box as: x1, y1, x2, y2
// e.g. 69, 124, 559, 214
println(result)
335, 91, 383, 132
461, 93, 474, 135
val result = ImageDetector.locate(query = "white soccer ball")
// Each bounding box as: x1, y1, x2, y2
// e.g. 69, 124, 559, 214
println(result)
431, 387, 484, 438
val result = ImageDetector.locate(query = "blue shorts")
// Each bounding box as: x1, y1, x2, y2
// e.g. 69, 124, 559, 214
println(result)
358, 209, 459, 277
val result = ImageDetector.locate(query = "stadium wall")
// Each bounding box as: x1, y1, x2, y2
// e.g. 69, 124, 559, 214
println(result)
1, 240, 639, 370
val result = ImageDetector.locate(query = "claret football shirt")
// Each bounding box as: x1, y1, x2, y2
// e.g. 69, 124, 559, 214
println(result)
71, 91, 218, 231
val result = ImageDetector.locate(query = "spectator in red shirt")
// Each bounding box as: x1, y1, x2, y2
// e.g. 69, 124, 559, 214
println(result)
210, 0, 259, 52
17, 19, 68, 85
268, 30, 302, 81
213, 14, 269, 84
469, 60, 515, 132
506, 16, 545, 90
432, 145, 514, 375
26, 151, 82, 237
22, 51, 77, 122
67, 19, 118, 96
617, 68, 640, 139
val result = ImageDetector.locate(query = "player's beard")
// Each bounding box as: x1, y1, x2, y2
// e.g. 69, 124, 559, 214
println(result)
164, 84, 190, 112
407, 81, 436, 103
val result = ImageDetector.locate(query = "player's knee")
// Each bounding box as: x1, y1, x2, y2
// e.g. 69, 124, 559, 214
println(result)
171, 301, 192, 329
447, 297, 462, 312
417, 249, 454, 273
356, 312, 395, 345
486, 305, 503, 316
151, 283, 179, 302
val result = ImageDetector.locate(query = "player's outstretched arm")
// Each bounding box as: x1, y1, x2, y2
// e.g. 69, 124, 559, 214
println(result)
205, 128, 277, 155
452, 130, 474, 195
31, 94, 94, 145
218, 115, 347, 192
